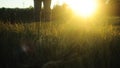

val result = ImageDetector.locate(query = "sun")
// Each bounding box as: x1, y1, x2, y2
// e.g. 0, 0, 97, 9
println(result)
64, 0, 98, 17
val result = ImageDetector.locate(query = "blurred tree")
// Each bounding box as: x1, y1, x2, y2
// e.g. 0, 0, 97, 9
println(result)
52, 4, 72, 21
28, 6, 34, 9
107, 0, 120, 16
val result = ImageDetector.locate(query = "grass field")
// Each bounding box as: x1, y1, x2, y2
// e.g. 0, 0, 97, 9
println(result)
0, 17, 120, 68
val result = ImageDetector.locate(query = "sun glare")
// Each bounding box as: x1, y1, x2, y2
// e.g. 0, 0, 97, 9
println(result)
64, 0, 98, 17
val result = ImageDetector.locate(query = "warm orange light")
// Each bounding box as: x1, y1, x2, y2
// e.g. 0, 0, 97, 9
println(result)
64, 0, 98, 17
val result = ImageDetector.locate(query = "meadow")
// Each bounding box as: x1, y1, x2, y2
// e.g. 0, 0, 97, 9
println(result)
0, 16, 120, 68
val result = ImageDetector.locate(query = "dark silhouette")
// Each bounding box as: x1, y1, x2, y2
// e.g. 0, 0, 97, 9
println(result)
0, 8, 34, 23
34, 0, 51, 22
0, 5, 70, 23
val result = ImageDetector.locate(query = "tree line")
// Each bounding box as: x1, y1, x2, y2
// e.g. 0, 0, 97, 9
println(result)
0, 3, 120, 23
0, 4, 72, 23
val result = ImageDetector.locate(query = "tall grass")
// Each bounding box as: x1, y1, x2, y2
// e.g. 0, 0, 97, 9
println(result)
0, 17, 120, 68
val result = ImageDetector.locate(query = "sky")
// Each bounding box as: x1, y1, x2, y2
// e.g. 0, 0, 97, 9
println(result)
0, 0, 64, 8
0, 0, 33, 8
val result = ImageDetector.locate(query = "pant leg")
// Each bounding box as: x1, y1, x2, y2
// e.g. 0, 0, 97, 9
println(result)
34, 0, 42, 22
43, 0, 51, 22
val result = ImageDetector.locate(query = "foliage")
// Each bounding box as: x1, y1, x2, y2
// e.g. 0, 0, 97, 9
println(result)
0, 4, 72, 23
0, 17, 120, 68
0, 8, 34, 23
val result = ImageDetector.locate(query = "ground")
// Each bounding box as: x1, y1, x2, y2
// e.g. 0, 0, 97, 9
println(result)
0, 16, 120, 68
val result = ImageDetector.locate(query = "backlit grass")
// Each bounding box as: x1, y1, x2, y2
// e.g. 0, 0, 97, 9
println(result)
0, 17, 120, 68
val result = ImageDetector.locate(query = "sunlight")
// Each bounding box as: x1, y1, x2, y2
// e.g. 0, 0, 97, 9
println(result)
64, 0, 98, 17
